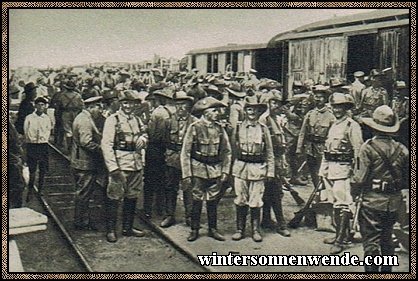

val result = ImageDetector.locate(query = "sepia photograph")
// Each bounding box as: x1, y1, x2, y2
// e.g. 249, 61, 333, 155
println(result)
4, 2, 414, 277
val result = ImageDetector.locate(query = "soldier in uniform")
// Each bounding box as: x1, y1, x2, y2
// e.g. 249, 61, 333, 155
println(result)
352, 105, 409, 272
58, 80, 84, 154
230, 96, 275, 242
143, 87, 174, 219
297, 86, 335, 191
102, 89, 120, 118
360, 71, 388, 111
71, 96, 104, 230
101, 90, 148, 243
319, 93, 364, 254
161, 91, 197, 228
181, 97, 232, 242
349, 71, 366, 113
226, 82, 246, 130
259, 90, 291, 237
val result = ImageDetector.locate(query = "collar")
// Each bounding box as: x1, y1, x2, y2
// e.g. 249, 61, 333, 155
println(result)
334, 115, 348, 125
117, 109, 133, 120
200, 116, 214, 127
244, 120, 259, 127
316, 106, 328, 113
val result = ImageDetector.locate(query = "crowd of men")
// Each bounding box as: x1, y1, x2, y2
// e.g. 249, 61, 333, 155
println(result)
8, 65, 410, 272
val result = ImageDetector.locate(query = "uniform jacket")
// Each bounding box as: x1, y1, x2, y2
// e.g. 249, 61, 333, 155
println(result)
180, 118, 231, 179
360, 86, 388, 109
319, 116, 363, 180
147, 105, 173, 144
231, 120, 275, 180
59, 90, 84, 111
71, 110, 102, 171
228, 102, 245, 130
297, 107, 335, 158
165, 113, 198, 170
350, 80, 366, 108
352, 136, 409, 212
101, 110, 148, 173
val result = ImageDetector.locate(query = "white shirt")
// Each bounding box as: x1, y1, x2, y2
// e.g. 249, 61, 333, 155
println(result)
24, 112, 52, 144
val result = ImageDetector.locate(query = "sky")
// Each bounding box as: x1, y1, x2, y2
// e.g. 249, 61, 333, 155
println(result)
9, 8, 377, 69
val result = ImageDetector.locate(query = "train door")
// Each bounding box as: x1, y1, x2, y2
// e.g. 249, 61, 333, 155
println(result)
346, 33, 376, 82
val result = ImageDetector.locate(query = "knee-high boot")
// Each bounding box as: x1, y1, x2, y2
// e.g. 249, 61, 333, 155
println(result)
187, 200, 202, 242
273, 198, 290, 237
207, 200, 225, 241
106, 198, 119, 243
330, 210, 352, 254
232, 205, 248, 241
324, 208, 342, 244
122, 198, 145, 237
251, 207, 262, 242
183, 189, 193, 226
160, 190, 177, 228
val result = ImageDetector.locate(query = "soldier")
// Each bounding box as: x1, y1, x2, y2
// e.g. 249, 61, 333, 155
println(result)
360, 71, 388, 111
58, 80, 84, 154
104, 68, 116, 89
230, 96, 275, 242
143, 87, 174, 219
161, 91, 197, 228
259, 90, 291, 237
181, 97, 232, 242
71, 96, 104, 230
101, 90, 148, 243
226, 82, 246, 130
319, 93, 364, 254
349, 71, 366, 112
352, 105, 409, 272
297, 86, 335, 190
102, 89, 120, 118
24, 97, 52, 201
15, 82, 37, 135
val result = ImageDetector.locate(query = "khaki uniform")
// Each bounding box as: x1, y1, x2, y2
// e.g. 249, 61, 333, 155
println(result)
231, 120, 274, 207
360, 86, 388, 110
350, 80, 366, 109
297, 107, 335, 188
352, 136, 409, 272
101, 110, 147, 200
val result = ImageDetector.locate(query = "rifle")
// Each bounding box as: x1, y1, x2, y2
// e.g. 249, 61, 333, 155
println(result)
281, 177, 305, 206
351, 191, 363, 233
288, 181, 323, 228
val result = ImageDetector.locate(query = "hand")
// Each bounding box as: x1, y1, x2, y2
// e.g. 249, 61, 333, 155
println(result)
136, 136, 148, 150
110, 169, 126, 185
220, 173, 229, 183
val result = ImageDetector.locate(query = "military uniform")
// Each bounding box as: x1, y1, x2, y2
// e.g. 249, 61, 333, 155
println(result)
180, 97, 231, 242
297, 106, 335, 189
352, 106, 409, 272
71, 106, 103, 230
101, 91, 148, 242
350, 79, 366, 110
162, 96, 197, 227
360, 86, 388, 110
231, 117, 275, 242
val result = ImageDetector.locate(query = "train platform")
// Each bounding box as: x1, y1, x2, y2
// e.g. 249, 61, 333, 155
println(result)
139, 185, 411, 273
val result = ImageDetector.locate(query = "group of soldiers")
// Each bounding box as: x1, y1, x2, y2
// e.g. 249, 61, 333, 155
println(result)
9, 65, 410, 272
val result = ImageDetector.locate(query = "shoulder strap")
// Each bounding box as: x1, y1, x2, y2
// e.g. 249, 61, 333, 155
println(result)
369, 139, 402, 180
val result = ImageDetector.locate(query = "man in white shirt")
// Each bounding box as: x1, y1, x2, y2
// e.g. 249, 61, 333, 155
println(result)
24, 97, 52, 201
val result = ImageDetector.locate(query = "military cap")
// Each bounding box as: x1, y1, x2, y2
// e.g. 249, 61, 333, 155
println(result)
192, 68, 199, 73
290, 93, 311, 104
119, 70, 131, 78
258, 79, 281, 91
353, 71, 365, 78
173, 90, 194, 102
249, 68, 258, 74
149, 82, 167, 93
192, 97, 227, 113
369, 69, 384, 77
106, 68, 116, 73
213, 78, 226, 86
228, 81, 242, 92
34, 96, 49, 104
329, 78, 345, 88
23, 82, 38, 93
137, 91, 149, 102
362, 105, 400, 133
226, 87, 246, 98
293, 80, 303, 87
119, 90, 137, 101
329, 92, 354, 107
244, 95, 267, 113
84, 96, 103, 105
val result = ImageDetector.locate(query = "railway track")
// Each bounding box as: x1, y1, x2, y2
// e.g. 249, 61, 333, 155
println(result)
33, 143, 206, 272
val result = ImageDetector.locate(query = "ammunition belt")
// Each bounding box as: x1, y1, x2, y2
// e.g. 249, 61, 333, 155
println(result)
324, 151, 353, 162
191, 150, 222, 164
237, 153, 266, 163
113, 141, 136, 152
166, 143, 182, 152
307, 135, 327, 143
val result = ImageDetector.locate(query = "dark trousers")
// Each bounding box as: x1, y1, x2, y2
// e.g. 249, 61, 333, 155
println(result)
26, 143, 49, 191
143, 144, 166, 217
306, 154, 322, 188
73, 169, 98, 226
262, 179, 286, 226
9, 162, 25, 208
359, 206, 398, 272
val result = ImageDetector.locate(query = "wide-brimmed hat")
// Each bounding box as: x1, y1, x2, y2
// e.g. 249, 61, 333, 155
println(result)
173, 90, 194, 102
260, 89, 287, 104
84, 96, 103, 105
119, 90, 137, 101
244, 96, 267, 113
258, 79, 281, 91
192, 97, 227, 113
24, 82, 38, 93
102, 89, 118, 101
329, 92, 354, 107
312, 85, 331, 96
153, 87, 174, 99
362, 105, 400, 133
